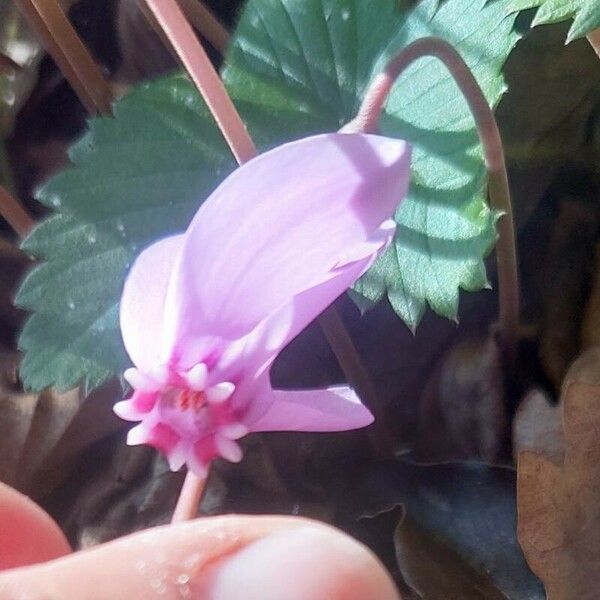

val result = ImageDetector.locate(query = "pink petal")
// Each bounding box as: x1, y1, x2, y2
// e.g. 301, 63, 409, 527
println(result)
120, 235, 184, 372
247, 386, 374, 433
257, 220, 395, 354
114, 390, 157, 421
165, 133, 410, 356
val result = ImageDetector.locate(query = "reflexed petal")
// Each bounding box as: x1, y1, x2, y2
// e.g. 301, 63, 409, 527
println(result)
126, 421, 180, 455
114, 390, 157, 421
247, 386, 374, 433
165, 133, 410, 351
120, 235, 184, 371
258, 220, 395, 355
123, 368, 160, 392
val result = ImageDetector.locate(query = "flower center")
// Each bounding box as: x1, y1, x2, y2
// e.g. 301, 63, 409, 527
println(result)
178, 388, 207, 411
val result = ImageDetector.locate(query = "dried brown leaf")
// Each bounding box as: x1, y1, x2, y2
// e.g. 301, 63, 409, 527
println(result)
518, 348, 600, 599
415, 333, 507, 463
512, 388, 564, 462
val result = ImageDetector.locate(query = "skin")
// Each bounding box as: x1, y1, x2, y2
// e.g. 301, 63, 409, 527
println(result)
0, 482, 400, 600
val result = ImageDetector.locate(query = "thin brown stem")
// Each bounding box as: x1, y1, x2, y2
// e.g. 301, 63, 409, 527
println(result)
13, 0, 112, 115
0, 185, 35, 238
587, 29, 600, 59
141, 0, 256, 163
0, 52, 21, 74
171, 470, 207, 523
349, 37, 519, 368
178, 0, 230, 54
319, 306, 394, 457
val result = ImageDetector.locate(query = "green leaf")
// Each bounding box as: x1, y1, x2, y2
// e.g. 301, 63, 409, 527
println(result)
568, 2, 600, 41
18, 0, 520, 392
508, 0, 600, 42
16, 76, 235, 391
224, 0, 518, 327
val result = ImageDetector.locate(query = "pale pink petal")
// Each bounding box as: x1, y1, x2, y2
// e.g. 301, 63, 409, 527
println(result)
126, 421, 180, 455
114, 390, 157, 421
120, 235, 184, 372
247, 386, 374, 433
258, 220, 395, 354
164, 133, 410, 355
123, 368, 161, 392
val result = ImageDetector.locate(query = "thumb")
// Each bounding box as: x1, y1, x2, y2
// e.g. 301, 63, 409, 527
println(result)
0, 515, 400, 600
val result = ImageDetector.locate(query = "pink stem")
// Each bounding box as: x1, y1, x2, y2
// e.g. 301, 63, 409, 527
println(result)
14, 0, 112, 115
141, 0, 256, 164
178, 0, 230, 54
144, 1, 399, 507
0, 186, 35, 238
171, 470, 207, 523
347, 37, 519, 368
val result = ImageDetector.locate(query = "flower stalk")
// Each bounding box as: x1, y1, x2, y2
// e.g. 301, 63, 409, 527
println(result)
141, 0, 395, 480
347, 37, 520, 369
171, 469, 207, 523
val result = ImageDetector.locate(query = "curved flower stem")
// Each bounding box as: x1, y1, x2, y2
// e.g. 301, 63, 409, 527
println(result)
349, 37, 519, 368
319, 307, 394, 456
171, 470, 207, 523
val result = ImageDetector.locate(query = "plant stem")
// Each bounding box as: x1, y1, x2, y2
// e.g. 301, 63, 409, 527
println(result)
171, 471, 207, 523
0, 137, 34, 238
14, 0, 112, 115
319, 306, 394, 456
348, 37, 519, 368
178, 0, 230, 54
141, 0, 256, 163
0, 185, 34, 238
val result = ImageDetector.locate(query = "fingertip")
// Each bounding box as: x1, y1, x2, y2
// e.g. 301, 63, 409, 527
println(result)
0, 482, 71, 569
203, 524, 401, 600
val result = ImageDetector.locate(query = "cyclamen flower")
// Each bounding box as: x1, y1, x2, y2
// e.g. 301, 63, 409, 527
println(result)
115, 133, 411, 476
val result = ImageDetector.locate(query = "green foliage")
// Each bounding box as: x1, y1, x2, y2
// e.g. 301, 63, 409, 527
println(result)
225, 0, 518, 327
508, 0, 600, 42
16, 77, 235, 391
17, 0, 520, 391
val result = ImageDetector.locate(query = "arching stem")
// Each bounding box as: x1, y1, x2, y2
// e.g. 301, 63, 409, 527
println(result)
347, 37, 519, 369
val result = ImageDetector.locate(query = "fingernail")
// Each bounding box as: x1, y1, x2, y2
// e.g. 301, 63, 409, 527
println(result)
203, 526, 400, 600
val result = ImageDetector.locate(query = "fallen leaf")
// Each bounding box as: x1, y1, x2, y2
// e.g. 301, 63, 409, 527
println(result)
518, 348, 600, 599
414, 332, 508, 463
512, 387, 564, 462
